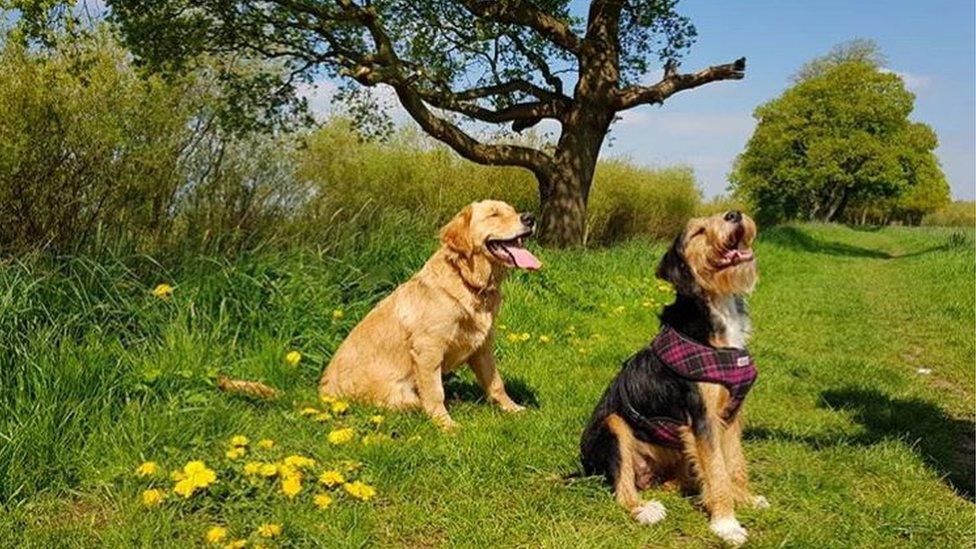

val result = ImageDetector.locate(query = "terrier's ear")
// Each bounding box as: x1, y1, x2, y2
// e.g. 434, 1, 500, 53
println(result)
440, 205, 474, 256
656, 232, 699, 297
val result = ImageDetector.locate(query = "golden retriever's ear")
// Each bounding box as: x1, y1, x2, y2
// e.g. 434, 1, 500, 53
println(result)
440, 205, 474, 256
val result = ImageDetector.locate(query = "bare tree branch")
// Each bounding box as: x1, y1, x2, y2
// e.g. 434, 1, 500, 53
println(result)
613, 57, 746, 110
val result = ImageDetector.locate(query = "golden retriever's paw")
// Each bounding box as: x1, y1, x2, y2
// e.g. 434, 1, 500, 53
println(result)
436, 417, 460, 432
499, 402, 525, 413
751, 495, 770, 510
710, 517, 747, 546
632, 500, 667, 525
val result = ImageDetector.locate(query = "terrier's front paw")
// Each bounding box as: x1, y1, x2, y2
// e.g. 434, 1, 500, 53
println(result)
752, 495, 770, 509
710, 517, 748, 546
632, 500, 667, 525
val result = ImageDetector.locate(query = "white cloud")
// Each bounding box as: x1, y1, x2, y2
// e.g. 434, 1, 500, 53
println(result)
880, 68, 932, 93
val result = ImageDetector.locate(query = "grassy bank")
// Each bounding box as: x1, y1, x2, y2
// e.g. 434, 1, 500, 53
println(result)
0, 224, 973, 547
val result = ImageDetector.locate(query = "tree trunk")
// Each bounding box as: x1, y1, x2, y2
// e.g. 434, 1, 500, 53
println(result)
825, 187, 849, 222
537, 109, 610, 247
537, 164, 589, 247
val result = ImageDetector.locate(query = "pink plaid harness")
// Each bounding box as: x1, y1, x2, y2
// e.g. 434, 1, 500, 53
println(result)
629, 325, 757, 448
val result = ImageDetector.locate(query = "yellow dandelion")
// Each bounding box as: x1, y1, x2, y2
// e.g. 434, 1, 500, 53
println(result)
314, 493, 333, 509
318, 470, 345, 487
299, 406, 320, 416
506, 333, 520, 343
538, 335, 551, 343
230, 435, 248, 447
519, 332, 531, 341
243, 462, 262, 475
313, 412, 332, 422
283, 455, 317, 469
498, 324, 508, 331
170, 470, 185, 482
205, 526, 228, 545
327, 428, 355, 445
369, 415, 384, 425
224, 539, 247, 549
259, 463, 279, 477
284, 350, 302, 366
135, 461, 159, 477
281, 474, 302, 498
332, 309, 345, 321
225, 447, 246, 460
257, 439, 274, 450
183, 461, 217, 487
151, 283, 174, 298
330, 400, 349, 415
173, 478, 197, 498
343, 481, 377, 501
140, 488, 165, 507
319, 393, 336, 404
614, 305, 626, 314
256, 523, 282, 538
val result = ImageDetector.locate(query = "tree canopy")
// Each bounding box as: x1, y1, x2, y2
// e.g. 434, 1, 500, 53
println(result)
100, 0, 745, 246
731, 42, 947, 225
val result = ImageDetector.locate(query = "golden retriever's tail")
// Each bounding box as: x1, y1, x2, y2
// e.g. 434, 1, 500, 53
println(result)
216, 375, 280, 400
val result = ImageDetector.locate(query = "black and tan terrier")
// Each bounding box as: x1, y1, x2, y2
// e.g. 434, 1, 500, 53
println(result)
580, 211, 766, 546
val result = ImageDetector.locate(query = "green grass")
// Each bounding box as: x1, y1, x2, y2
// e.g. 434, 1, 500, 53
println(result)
1, 224, 973, 547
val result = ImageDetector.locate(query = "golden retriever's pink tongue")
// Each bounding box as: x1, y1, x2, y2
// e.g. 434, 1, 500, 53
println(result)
505, 245, 542, 270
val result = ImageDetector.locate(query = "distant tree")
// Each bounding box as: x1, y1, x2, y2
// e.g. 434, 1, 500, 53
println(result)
731, 41, 947, 225
97, 0, 746, 246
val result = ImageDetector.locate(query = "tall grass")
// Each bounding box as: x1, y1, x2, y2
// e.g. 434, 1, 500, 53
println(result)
297, 121, 700, 246
0, 220, 435, 504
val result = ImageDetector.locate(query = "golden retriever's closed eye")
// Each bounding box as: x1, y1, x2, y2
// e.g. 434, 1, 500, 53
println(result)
319, 200, 540, 429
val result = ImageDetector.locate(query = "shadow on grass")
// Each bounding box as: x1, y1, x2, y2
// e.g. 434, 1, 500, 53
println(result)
762, 226, 894, 258
443, 374, 540, 408
746, 387, 975, 501
764, 226, 954, 259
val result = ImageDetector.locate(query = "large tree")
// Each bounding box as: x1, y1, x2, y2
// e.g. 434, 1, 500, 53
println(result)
104, 0, 745, 246
731, 41, 947, 225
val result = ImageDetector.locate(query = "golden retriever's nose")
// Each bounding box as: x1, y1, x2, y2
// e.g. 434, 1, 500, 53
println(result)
520, 212, 536, 228
723, 210, 742, 223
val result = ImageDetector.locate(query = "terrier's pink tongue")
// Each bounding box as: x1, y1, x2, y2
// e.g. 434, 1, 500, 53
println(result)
506, 246, 542, 270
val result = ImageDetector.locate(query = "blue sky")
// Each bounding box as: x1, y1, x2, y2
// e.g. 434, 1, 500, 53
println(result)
303, 1, 975, 199
602, 0, 976, 199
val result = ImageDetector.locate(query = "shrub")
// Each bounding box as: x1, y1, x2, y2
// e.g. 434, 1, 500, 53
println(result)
921, 201, 975, 228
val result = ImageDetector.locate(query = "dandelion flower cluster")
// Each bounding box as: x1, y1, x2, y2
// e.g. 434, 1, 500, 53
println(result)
257, 439, 274, 449
172, 460, 217, 498
369, 415, 384, 425
332, 309, 345, 321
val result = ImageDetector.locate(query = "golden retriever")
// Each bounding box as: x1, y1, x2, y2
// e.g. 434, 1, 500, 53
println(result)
318, 200, 541, 429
